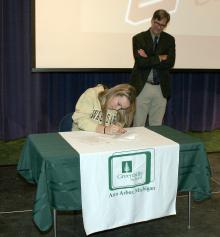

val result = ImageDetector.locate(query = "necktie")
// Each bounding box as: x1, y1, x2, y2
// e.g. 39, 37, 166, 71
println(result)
153, 36, 158, 52
153, 36, 159, 83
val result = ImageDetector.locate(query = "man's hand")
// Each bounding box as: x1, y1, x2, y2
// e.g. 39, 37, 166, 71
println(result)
138, 49, 148, 58
159, 54, 168, 61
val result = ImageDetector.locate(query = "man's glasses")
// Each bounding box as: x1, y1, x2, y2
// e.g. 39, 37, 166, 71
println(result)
153, 20, 167, 28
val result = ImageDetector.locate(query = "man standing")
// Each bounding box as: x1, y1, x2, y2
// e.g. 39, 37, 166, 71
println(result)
130, 9, 175, 126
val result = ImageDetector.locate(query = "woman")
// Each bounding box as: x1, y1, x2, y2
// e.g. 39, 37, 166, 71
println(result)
72, 84, 136, 135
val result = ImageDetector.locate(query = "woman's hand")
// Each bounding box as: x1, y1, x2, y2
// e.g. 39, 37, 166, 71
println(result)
105, 124, 127, 135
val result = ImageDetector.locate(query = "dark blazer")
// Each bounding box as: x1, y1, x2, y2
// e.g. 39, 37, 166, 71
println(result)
129, 29, 175, 98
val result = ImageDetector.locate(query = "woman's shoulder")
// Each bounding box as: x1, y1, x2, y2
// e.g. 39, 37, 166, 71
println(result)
85, 84, 104, 96
95, 84, 105, 92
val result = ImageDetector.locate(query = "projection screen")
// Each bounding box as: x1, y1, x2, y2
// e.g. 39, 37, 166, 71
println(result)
34, 0, 220, 70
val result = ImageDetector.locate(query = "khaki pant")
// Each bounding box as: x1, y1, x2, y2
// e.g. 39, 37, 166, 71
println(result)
133, 83, 167, 126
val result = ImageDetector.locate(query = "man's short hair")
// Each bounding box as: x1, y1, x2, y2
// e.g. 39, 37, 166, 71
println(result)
152, 9, 170, 24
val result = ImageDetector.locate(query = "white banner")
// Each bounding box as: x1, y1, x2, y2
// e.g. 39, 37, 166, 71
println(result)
60, 127, 179, 235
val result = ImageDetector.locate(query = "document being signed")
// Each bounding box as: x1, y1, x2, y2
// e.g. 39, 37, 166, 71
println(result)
59, 127, 177, 154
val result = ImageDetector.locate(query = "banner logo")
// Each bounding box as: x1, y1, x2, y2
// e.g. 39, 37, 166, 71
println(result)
109, 150, 155, 190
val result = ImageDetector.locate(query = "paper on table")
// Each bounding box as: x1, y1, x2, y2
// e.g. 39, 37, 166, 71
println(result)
59, 127, 178, 154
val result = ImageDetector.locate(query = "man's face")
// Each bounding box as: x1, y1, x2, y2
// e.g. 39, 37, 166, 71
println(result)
150, 18, 167, 35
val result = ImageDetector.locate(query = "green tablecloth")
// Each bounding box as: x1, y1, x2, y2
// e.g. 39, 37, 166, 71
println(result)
17, 126, 211, 232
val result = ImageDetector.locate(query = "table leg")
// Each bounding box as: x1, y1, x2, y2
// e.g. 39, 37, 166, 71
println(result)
188, 192, 191, 229
53, 209, 57, 237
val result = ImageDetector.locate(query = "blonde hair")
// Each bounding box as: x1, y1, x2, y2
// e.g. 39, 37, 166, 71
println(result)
98, 84, 136, 127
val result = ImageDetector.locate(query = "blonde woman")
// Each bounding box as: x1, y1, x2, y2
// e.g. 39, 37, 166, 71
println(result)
72, 84, 136, 135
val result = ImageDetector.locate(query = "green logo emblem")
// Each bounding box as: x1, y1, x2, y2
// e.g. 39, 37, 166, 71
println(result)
108, 149, 154, 190
122, 161, 132, 173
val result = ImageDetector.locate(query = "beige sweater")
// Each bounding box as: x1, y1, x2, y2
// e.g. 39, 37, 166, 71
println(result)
72, 85, 117, 131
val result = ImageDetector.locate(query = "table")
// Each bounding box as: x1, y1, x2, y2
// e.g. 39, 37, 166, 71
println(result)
17, 126, 211, 232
